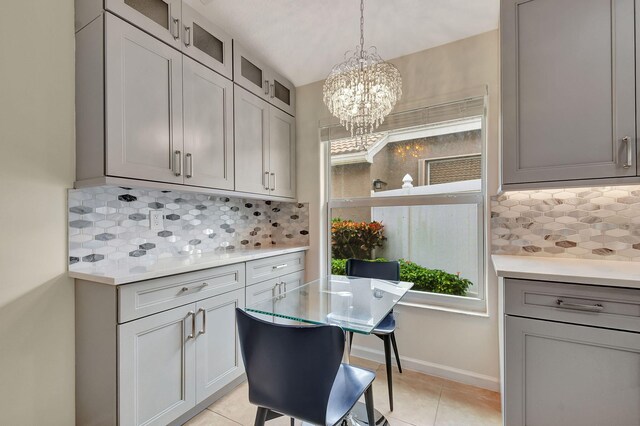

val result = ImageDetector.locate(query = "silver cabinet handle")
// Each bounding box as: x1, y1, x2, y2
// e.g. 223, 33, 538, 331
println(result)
556, 299, 604, 313
272, 264, 287, 270
264, 80, 269, 95
171, 18, 180, 40
270, 172, 276, 191
264, 171, 270, 190
622, 136, 633, 169
186, 311, 195, 339
173, 150, 182, 176
180, 286, 189, 293
185, 153, 193, 178
270, 83, 275, 99
184, 25, 191, 46
282, 281, 287, 294
197, 307, 206, 336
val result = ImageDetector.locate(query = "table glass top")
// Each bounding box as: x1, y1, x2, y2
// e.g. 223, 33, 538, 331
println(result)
244, 275, 413, 334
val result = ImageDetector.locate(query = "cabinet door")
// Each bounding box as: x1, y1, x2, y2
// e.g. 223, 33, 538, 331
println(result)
105, 14, 184, 184
181, 4, 232, 79
183, 57, 234, 190
501, 0, 636, 185
105, 0, 181, 49
234, 85, 270, 195
194, 289, 245, 403
245, 278, 280, 323
267, 70, 296, 116
233, 42, 270, 100
269, 105, 296, 198
505, 316, 640, 426
119, 304, 196, 426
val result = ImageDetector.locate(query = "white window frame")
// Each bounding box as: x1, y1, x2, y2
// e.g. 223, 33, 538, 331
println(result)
324, 97, 488, 313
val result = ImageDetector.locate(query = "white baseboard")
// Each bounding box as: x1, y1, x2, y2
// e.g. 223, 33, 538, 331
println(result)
350, 345, 501, 392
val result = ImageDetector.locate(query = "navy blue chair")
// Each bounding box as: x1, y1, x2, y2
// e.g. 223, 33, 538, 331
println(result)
236, 308, 376, 426
345, 259, 402, 411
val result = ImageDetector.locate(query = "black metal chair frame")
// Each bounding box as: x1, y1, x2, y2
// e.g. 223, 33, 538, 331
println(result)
345, 258, 403, 412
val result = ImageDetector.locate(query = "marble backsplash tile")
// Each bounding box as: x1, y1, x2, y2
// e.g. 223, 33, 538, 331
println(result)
491, 185, 640, 261
68, 186, 309, 268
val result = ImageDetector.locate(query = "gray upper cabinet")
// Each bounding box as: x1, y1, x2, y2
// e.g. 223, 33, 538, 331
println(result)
234, 85, 296, 198
234, 85, 271, 196
105, 13, 184, 184
183, 56, 234, 190
269, 105, 296, 198
501, 0, 637, 187
105, 0, 182, 48
234, 41, 296, 116
268, 70, 296, 117
181, 4, 232, 80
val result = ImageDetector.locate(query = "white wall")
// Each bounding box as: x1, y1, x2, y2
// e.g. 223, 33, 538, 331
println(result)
0, 1, 76, 424
296, 30, 501, 389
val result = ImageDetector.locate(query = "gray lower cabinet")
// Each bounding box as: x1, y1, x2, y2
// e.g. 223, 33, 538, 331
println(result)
234, 85, 296, 198
503, 278, 640, 425
75, 264, 247, 426
501, 0, 637, 187
119, 304, 196, 426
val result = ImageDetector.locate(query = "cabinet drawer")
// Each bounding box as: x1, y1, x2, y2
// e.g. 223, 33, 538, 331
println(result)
119, 264, 245, 322
246, 251, 305, 286
505, 278, 640, 333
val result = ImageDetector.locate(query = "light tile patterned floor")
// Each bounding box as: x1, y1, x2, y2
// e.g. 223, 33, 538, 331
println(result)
186, 357, 502, 426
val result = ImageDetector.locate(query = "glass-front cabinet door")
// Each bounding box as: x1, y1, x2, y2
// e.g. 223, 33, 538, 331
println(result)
105, 0, 182, 49
268, 70, 296, 116
233, 42, 270, 101
181, 4, 232, 80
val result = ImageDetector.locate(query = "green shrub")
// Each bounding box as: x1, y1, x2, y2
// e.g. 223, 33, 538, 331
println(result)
330, 258, 472, 296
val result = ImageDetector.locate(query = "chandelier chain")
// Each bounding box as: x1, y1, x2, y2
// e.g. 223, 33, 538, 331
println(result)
360, 0, 365, 58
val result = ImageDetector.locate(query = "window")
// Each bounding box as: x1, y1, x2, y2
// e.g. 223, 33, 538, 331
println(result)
323, 95, 487, 312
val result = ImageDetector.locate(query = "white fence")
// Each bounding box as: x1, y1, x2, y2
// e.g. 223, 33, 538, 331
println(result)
371, 179, 482, 293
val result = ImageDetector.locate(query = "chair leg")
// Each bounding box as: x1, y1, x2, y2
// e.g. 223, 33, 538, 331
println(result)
290, 417, 295, 426
390, 332, 402, 373
383, 335, 394, 411
254, 407, 269, 426
364, 385, 375, 425
348, 331, 354, 354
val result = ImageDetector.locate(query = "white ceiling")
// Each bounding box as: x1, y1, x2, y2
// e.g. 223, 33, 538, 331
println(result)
186, 0, 499, 87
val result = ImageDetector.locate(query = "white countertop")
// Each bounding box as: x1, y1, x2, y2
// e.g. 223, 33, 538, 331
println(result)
69, 246, 310, 285
492, 255, 640, 289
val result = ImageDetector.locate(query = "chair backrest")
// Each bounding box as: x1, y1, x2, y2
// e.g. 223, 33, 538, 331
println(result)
235, 308, 345, 425
345, 259, 400, 281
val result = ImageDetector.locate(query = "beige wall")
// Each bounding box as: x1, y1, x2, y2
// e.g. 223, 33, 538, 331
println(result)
296, 30, 500, 388
0, 1, 76, 424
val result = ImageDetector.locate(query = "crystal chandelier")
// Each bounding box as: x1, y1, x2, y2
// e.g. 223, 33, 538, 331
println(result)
323, 0, 402, 145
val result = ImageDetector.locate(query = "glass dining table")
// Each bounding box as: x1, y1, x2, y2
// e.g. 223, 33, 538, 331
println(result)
243, 274, 414, 426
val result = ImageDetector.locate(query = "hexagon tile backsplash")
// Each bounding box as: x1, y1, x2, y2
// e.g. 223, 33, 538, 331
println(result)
68, 186, 309, 267
491, 186, 640, 261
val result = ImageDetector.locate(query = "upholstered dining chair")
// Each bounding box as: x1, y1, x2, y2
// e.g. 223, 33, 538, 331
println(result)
236, 308, 376, 426
345, 258, 402, 411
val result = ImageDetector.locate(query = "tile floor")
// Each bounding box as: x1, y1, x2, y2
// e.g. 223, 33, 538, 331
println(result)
186, 357, 502, 426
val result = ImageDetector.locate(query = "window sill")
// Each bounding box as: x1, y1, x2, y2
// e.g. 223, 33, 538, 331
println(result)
397, 300, 490, 317
399, 290, 488, 316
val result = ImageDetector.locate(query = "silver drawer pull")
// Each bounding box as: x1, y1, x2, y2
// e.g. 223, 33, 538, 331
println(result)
180, 287, 189, 292
556, 299, 604, 313
272, 264, 287, 270
197, 307, 206, 336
